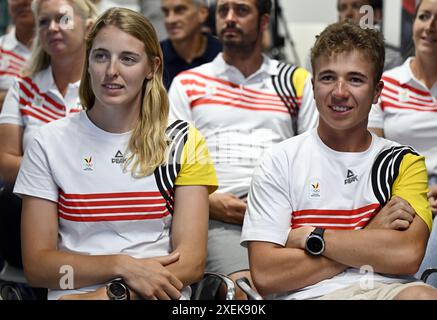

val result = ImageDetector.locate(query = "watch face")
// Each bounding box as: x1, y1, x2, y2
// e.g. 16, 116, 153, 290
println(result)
307, 235, 324, 255
109, 282, 126, 298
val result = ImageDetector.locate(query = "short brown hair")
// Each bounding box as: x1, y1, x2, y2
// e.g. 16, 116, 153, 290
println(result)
310, 21, 385, 84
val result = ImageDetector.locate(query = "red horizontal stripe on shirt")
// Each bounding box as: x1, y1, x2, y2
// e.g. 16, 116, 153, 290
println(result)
21, 77, 66, 111
381, 102, 437, 113
293, 213, 374, 225
293, 203, 380, 217
381, 92, 436, 108
59, 190, 166, 200
382, 76, 430, 98
0, 48, 26, 62
19, 97, 62, 121
0, 71, 22, 78
20, 109, 50, 123
58, 204, 168, 215
191, 98, 290, 114
59, 212, 170, 222
181, 71, 289, 99
59, 197, 166, 208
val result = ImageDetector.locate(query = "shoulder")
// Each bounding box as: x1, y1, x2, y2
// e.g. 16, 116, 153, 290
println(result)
381, 60, 409, 82
268, 130, 314, 161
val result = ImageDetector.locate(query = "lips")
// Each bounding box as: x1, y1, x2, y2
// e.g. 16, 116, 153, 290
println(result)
102, 83, 125, 90
330, 105, 353, 113
421, 35, 437, 44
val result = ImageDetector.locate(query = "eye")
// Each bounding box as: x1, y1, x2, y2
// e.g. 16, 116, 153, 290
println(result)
217, 5, 229, 18
38, 17, 50, 28
121, 56, 137, 65
319, 74, 335, 82
92, 51, 108, 62
234, 5, 250, 17
350, 76, 364, 84
417, 13, 430, 21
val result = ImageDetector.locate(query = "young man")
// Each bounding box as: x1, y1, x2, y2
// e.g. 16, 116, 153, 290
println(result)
160, 0, 222, 89
241, 21, 437, 299
169, 0, 317, 298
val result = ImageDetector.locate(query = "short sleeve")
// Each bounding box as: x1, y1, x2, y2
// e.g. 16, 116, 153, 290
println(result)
168, 76, 194, 122
241, 147, 293, 247
175, 125, 218, 194
0, 79, 24, 126
296, 71, 318, 134
13, 133, 58, 202
392, 153, 433, 230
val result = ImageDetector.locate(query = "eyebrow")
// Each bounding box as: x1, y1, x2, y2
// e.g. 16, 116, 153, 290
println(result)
91, 48, 142, 57
317, 70, 368, 78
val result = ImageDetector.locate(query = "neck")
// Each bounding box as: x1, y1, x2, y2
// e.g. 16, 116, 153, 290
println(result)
222, 46, 263, 78
15, 24, 34, 49
411, 54, 437, 89
317, 124, 372, 153
50, 49, 86, 96
172, 33, 206, 63
87, 95, 142, 134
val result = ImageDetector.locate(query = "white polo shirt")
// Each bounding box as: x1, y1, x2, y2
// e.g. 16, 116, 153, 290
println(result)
169, 53, 318, 197
0, 28, 31, 90
0, 66, 81, 151
369, 57, 437, 178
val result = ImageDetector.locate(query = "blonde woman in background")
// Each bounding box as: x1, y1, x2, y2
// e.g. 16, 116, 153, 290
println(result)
0, 0, 97, 272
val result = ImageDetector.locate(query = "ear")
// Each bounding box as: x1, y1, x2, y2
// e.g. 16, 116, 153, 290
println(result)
85, 18, 94, 34
260, 14, 270, 34
372, 80, 384, 104
146, 56, 161, 80
198, 5, 209, 24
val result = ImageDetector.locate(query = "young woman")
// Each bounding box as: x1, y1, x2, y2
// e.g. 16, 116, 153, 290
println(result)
14, 7, 217, 300
0, 0, 97, 270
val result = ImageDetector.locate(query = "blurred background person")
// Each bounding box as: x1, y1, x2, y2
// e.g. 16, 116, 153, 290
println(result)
0, 0, 96, 275
337, 0, 404, 70
0, 0, 34, 111
368, 0, 437, 287
160, 0, 221, 89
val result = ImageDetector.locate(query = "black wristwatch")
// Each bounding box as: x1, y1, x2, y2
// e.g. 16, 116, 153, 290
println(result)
305, 228, 325, 256
106, 279, 130, 300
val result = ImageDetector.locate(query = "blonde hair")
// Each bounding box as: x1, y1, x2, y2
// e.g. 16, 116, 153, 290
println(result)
26, 0, 98, 76
79, 8, 169, 178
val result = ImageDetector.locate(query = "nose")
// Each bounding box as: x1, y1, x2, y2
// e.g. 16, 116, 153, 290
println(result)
165, 10, 177, 24
48, 19, 60, 32
425, 15, 437, 32
224, 7, 237, 23
332, 80, 349, 99
105, 58, 119, 78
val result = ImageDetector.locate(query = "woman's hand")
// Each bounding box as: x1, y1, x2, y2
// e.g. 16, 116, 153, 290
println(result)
118, 252, 184, 300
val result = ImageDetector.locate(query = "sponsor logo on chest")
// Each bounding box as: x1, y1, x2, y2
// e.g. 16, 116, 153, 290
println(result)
344, 169, 359, 185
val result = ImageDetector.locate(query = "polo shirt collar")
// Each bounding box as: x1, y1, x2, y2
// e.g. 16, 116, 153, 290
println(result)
213, 52, 279, 78
397, 57, 415, 85
33, 66, 80, 94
